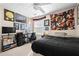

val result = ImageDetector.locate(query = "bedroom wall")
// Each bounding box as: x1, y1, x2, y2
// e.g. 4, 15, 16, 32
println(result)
34, 6, 78, 37
0, 6, 13, 27
0, 5, 4, 52
46, 6, 77, 37
0, 5, 14, 52
26, 17, 34, 33
74, 5, 79, 37
33, 15, 51, 35
0, 5, 28, 52
34, 19, 45, 35
0, 5, 28, 34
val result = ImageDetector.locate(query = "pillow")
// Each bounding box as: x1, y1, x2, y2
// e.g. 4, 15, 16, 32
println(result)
54, 32, 67, 37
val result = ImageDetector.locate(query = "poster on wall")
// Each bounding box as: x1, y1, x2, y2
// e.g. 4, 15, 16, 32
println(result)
50, 8, 75, 30
4, 9, 14, 21
14, 13, 26, 23
20, 23, 26, 30
45, 26, 49, 31
14, 23, 19, 30
44, 19, 49, 26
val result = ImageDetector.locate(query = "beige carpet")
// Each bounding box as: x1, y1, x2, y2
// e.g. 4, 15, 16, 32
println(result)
0, 43, 32, 56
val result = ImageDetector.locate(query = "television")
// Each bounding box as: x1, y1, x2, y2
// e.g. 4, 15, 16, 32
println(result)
2, 27, 16, 34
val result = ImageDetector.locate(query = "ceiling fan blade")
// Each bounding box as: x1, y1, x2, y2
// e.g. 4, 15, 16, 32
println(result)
33, 3, 51, 6
33, 5, 45, 13
38, 7, 45, 13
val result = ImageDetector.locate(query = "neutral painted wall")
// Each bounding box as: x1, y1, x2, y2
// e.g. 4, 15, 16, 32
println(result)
74, 5, 79, 37
0, 6, 13, 27
0, 5, 28, 52
45, 6, 77, 37
0, 5, 14, 52
26, 18, 33, 33
46, 6, 77, 36
34, 18, 46, 35
0, 4, 28, 34
33, 6, 78, 37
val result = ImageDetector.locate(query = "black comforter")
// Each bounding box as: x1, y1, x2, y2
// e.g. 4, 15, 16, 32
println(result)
31, 36, 79, 56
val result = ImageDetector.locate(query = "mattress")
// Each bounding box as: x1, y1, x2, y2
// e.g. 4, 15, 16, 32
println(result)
31, 36, 79, 56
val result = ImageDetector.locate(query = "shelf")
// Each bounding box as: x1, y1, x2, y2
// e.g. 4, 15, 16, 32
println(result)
2, 43, 16, 52
2, 34, 17, 52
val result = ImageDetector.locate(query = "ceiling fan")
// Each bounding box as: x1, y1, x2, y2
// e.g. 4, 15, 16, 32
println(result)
33, 3, 51, 13
33, 3, 51, 6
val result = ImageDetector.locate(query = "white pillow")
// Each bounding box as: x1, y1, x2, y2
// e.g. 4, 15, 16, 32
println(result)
54, 32, 67, 37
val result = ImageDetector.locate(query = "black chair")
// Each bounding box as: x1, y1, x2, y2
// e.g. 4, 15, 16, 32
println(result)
15, 32, 25, 46
28, 32, 36, 42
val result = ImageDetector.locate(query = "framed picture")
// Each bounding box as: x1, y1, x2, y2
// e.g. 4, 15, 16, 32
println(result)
44, 19, 49, 26
20, 23, 26, 30
14, 13, 26, 23
14, 23, 19, 30
45, 26, 49, 31
50, 8, 74, 30
4, 9, 14, 21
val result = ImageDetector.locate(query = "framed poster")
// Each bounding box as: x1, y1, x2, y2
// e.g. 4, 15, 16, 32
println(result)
14, 13, 26, 23
14, 23, 19, 30
45, 26, 49, 31
44, 19, 49, 26
20, 23, 26, 30
4, 9, 14, 21
50, 8, 74, 30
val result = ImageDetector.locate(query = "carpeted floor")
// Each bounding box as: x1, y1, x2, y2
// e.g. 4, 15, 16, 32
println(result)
0, 35, 42, 56
0, 43, 32, 56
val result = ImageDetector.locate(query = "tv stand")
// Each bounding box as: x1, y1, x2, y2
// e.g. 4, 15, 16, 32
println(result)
2, 33, 16, 52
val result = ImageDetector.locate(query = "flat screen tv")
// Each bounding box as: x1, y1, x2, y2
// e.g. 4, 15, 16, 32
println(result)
2, 27, 16, 34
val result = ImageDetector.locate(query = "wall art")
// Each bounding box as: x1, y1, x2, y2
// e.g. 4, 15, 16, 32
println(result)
50, 8, 75, 30
4, 9, 14, 21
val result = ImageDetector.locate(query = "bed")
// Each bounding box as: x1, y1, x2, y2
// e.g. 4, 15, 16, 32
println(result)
31, 36, 79, 56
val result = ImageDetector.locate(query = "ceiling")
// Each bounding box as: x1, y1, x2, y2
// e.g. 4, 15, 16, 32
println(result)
0, 3, 77, 18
